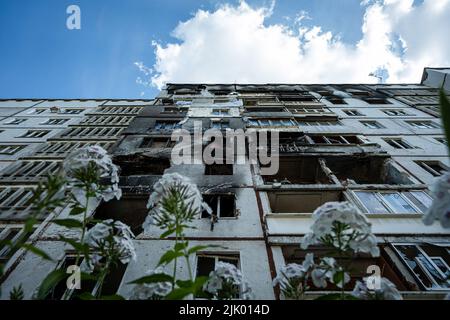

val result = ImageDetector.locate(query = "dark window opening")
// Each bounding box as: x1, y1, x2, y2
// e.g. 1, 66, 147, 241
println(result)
140, 137, 175, 149
94, 196, 148, 234
202, 194, 236, 218
262, 157, 330, 184
116, 156, 171, 176
268, 191, 343, 213
205, 163, 233, 175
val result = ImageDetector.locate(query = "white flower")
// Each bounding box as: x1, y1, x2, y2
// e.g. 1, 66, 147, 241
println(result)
311, 257, 350, 289
301, 202, 379, 257
352, 277, 402, 300
129, 267, 172, 300
84, 219, 136, 271
204, 262, 252, 299
63, 145, 122, 203
423, 172, 450, 228
273, 254, 315, 292
143, 173, 211, 231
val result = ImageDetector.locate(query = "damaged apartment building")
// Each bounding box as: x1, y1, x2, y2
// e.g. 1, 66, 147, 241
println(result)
0, 67, 450, 299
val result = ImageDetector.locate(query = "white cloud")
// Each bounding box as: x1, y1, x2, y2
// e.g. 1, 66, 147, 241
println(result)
142, 0, 450, 89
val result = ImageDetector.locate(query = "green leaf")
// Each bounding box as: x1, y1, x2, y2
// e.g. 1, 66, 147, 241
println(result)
174, 242, 188, 252
36, 269, 68, 300
164, 287, 192, 300
69, 206, 85, 216
160, 228, 175, 239
59, 236, 90, 256
78, 292, 95, 300
128, 273, 173, 285
157, 250, 184, 267
52, 219, 83, 229
439, 89, 450, 156
21, 244, 53, 261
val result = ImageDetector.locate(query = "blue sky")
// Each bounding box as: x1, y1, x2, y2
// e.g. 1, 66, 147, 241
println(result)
0, 0, 448, 99
0, 0, 366, 99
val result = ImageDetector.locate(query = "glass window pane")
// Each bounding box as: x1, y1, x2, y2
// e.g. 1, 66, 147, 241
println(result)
380, 192, 417, 213
405, 191, 432, 213
355, 191, 389, 213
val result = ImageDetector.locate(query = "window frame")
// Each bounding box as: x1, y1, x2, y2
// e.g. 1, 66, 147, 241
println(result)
353, 190, 428, 214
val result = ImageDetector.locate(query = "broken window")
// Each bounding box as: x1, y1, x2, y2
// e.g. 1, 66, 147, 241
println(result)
201, 194, 236, 218
18, 130, 50, 138
354, 190, 431, 214
140, 137, 175, 149
323, 157, 413, 185
117, 156, 170, 176
95, 196, 148, 234
393, 244, 450, 290
384, 138, 415, 149
360, 120, 384, 129
268, 191, 343, 213
0, 145, 25, 155
196, 253, 240, 276
415, 161, 449, 177
343, 109, 363, 116
261, 157, 330, 184
406, 121, 440, 129
205, 163, 233, 175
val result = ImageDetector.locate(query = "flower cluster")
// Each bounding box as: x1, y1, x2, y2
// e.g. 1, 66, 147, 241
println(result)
301, 202, 380, 257
310, 257, 350, 289
129, 267, 172, 300
352, 277, 402, 300
204, 262, 253, 300
83, 219, 136, 272
423, 172, 450, 229
63, 145, 121, 204
273, 253, 314, 299
143, 173, 211, 231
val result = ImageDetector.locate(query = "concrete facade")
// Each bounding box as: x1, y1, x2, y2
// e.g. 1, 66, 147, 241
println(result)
1, 69, 449, 299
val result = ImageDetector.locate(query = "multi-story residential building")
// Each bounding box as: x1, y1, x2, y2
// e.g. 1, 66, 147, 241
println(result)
0, 69, 449, 299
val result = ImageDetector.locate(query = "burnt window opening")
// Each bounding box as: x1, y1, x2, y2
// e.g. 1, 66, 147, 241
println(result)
393, 243, 450, 290
324, 157, 413, 185
261, 157, 330, 184
201, 194, 236, 218
140, 137, 175, 149
116, 156, 170, 176
94, 196, 148, 234
280, 245, 407, 291
415, 161, 449, 177
267, 191, 343, 213
205, 163, 233, 175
